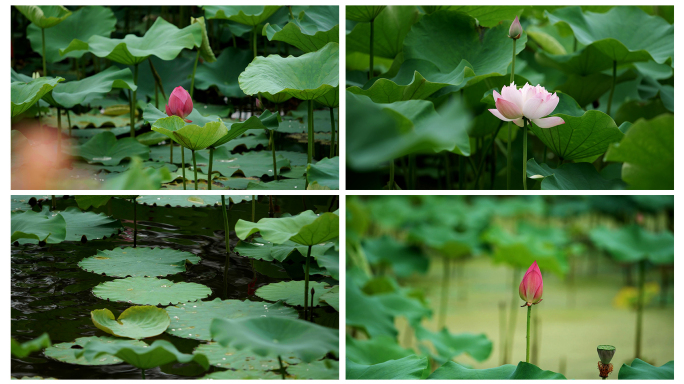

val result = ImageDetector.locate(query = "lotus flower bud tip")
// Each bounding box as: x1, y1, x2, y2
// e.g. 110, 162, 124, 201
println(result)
165, 86, 193, 123
519, 261, 543, 306
509, 16, 522, 39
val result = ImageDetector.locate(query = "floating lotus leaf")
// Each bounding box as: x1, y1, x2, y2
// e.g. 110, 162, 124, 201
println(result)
203, 6, 282, 26
264, 6, 338, 52
415, 325, 492, 363
428, 361, 566, 379
190, 16, 216, 63
235, 210, 339, 246
306, 157, 339, 190
92, 306, 170, 339
60, 17, 202, 66
195, 150, 291, 179
211, 316, 338, 363
44, 336, 147, 366
103, 157, 172, 190
604, 114, 673, 190
346, 6, 386, 22
234, 237, 333, 262
11, 76, 64, 117
526, 159, 623, 190
199, 370, 280, 380
346, 335, 414, 365
347, 355, 428, 379
11, 207, 66, 244
11, 376, 57, 380
546, 7, 674, 65
589, 225, 674, 265
76, 339, 209, 370
194, 342, 300, 370
166, 298, 298, 341
618, 358, 674, 379
15, 5, 72, 29
152, 116, 228, 151
92, 277, 211, 306
289, 359, 339, 379
74, 132, 149, 166
136, 195, 243, 207
57, 206, 122, 242
194, 47, 251, 97
256, 280, 333, 307
319, 286, 339, 311
26, 6, 115, 63
79, 247, 200, 278
238, 42, 339, 100
11, 334, 50, 358
47, 67, 137, 109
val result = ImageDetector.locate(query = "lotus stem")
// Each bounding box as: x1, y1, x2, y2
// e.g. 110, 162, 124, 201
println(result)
252, 26, 257, 59
132, 197, 137, 248
499, 301, 506, 365
635, 260, 645, 358
41, 28, 47, 76
278, 355, 286, 380
51, 195, 56, 210
221, 195, 230, 297
445, 153, 452, 189
526, 304, 532, 363
369, 19, 374, 80
409, 154, 416, 189
607, 60, 617, 116
303, 245, 312, 321
458, 155, 465, 189
206, 147, 213, 190
190, 49, 200, 98
170, 140, 173, 164
306, 100, 314, 189
148, 60, 167, 100
141, 369, 145, 380
131, 63, 139, 138
56, 107, 62, 156
191, 149, 198, 190
438, 256, 450, 329
329, 107, 336, 157
310, 287, 315, 322
251, 195, 256, 222
506, 39, 516, 190
388, 160, 395, 190
288, 6, 294, 19
181, 146, 186, 190
474, 123, 503, 188
154, 81, 158, 108
271, 130, 278, 181
522, 118, 528, 190
66, 109, 72, 137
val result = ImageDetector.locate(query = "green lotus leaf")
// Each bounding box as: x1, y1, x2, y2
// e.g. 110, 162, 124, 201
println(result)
361, 236, 429, 277
190, 16, 216, 63
415, 325, 492, 363
211, 316, 338, 363
604, 114, 673, 190
197, 150, 291, 179
73, 131, 149, 166
203, 6, 282, 26
15, 5, 72, 29
142, 104, 221, 128
423, 6, 522, 28
256, 280, 333, 307
526, 159, 624, 190
618, 358, 674, 379
56, 206, 122, 242
346, 335, 414, 365
346, 6, 386, 22
346, 279, 397, 338
26, 6, 115, 63
235, 210, 339, 246
314, 86, 339, 107
11, 207, 66, 244
193, 342, 300, 370
234, 237, 334, 262
103, 157, 172, 190
76, 339, 209, 370
78, 247, 201, 278
264, 6, 338, 52
263, 91, 293, 104
238, 42, 339, 100
289, 359, 339, 379
92, 306, 170, 340
199, 370, 280, 380
92, 277, 212, 306
194, 47, 251, 98
11, 76, 64, 117
589, 225, 674, 265
347, 6, 420, 60
152, 116, 228, 151
306, 156, 339, 190
347, 355, 428, 379
73, 196, 113, 210
428, 361, 566, 379
136, 195, 232, 207
11, 334, 51, 358
60, 17, 202, 66
11, 376, 57, 380
44, 336, 147, 366
166, 298, 298, 341
316, 246, 340, 280
546, 7, 674, 65
319, 286, 339, 311
48, 67, 137, 109
212, 110, 280, 147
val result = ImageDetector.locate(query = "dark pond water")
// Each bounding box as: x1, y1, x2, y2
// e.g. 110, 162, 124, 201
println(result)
11, 195, 339, 379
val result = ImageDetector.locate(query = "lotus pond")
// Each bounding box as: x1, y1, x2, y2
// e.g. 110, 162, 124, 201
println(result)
345, 6, 674, 190
11, 6, 339, 190
346, 195, 674, 379
11, 194, 340, 379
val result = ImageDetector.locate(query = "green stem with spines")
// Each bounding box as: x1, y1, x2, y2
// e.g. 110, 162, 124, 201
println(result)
388, 160, 395, 190
252, 26, 257, 59
278, 355, 286, 379
41, 28, 47, 76
208, 147, 214, 190
191, 150, 198, 190
56, 107, 62, 156
306, 100, 314, 188
190, 49, 200, 98
506, 39, 517, 190
132, 197, 137, 248
526, 305, 532, 363
271, 130, 278, 181
181, 146, 186, 190
221, 195, 230, 296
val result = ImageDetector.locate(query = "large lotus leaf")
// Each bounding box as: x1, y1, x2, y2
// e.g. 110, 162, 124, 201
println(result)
194, 47, 251, 98
11, 334, 51, 358
92, 277, 212, 306
190, 16, 216, 63
11, 76, 64, 117
234, 237, 333, 262
199, 371, 280, 380
415, 325, 492, 363
56, 206, 122, 242
15, 5, 71, 29
78, 247, 201, 278
76, 339, 209, 370
318, 286, 339, 311
546, 7, 674, 65
346, 280, 396, 338
26, 6, 115, 63
361, 236, 429, 277
48, 67, 137, 109
74, 132, 149, 166
604, 114, 673, 190
526, 159, 623, 190
289, 359, 339, 379
264, 6, 338, 52
166, 298, 298, 341
44, 336, 147, 366
11, 208, 66, 244
136, 195, 224, 207
211, 316, 338, 363
235, 210, 339, 246
238, 42, 339, 100
306, 156, 339, 190
408, 225, 479, 258
256, 280, 333, 307
346, 6, 386, 22
347, 355, 428, 380
428, 361, 566, 379
197, 150, 291, 179
423, 6, 522, 28
92, 306, 170, 339
103, 157, 172, 190
203, 6, 281, 26
212, 110, 280, 147
142, 104, 221, 128
589, 225, 673, 265
618, 358, 674, 379
315, 86, 339, 108
194, 342, 300, 370
60, 17, 202, 66
152, 116, 228, 151
346, 335, 414, 365
317, 246, 339, 280
347, 6, 420, 60
555, 69, 637, 108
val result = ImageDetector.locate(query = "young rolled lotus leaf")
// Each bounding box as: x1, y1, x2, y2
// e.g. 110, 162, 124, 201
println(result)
263, 6, 339, 53
44, 336, 147, 366
288, 359, 339, 379
78, 247, 200, 277
11, 207, 67, 244
427, 361, 566, 379
256, 281, 333, 307
11, 76, 64, 117
203, 5, 282, 26
617, 358, 674, 380
235, 210, 339, 246
73, 131, 150, 166
91, 306, 170, 340
92, 276, 212, 306
194, 342, 301, 370
15, 5, 72, 29
347, 355, 428, 380
11, 333, 51, 358
210, 316, 338, 363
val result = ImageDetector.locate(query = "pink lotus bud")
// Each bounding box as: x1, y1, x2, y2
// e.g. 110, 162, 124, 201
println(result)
489, 82, 564, 128
636, 212, 644, 224
519, 261, 543, 306
509, 16, 522, 39
165, 86, 193, 123
256, 98, 262, 110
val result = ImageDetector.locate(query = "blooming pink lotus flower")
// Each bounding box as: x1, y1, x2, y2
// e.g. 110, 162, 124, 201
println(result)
519, 261, 543, 306
509, 16, 522, 39
489, 82, 565, 128
165, 86, 193, 123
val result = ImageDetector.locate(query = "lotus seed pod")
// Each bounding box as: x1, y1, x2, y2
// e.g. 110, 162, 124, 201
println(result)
597, 345, 616, 364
